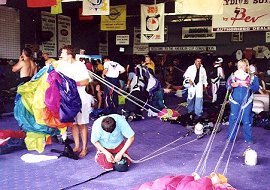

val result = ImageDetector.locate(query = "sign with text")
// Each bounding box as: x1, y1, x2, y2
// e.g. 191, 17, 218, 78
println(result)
149, 46, 216, 52
212, 1, 270, 32
116, 35, 129, 45
182, 26, 216, 39
101, 5, 126, 31
141, 3, 165, 43
58, 14, 71, 51
41, 12, 57, 57
133, 27, 149, 55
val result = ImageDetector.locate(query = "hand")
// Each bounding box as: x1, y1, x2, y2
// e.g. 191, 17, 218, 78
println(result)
114, 152, 123, 163
105, 152, 114, 163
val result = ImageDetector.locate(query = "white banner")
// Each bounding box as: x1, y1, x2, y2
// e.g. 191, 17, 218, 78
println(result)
141, 3, 164, 43
149, 46, 216, 52
41, 12, 57, 57
133, 27, 149, 55
182, 26, 216, 39
175, 0, 223, 15
82, 0, 109, 15
58, 15, 71, 51
116, 35, 129, 45
212, 2, 270, 32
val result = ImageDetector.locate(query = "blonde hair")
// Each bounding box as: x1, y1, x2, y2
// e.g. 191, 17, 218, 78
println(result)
237, 59, 249, 73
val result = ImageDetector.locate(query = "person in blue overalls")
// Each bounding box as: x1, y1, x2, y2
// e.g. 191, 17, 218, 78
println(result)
226, 59, 260, 144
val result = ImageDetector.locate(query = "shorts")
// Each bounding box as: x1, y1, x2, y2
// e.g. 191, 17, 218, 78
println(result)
74, 102, 90, 125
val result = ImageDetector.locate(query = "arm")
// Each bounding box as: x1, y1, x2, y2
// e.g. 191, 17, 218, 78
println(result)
12, 59, 24, 73
114, 135, 135, 162
102, 68, 108, 78
76, 78, 89, 86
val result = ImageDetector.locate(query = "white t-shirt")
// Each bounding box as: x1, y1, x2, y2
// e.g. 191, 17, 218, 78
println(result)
56, 60, 90, 103
103, 61, 125, 78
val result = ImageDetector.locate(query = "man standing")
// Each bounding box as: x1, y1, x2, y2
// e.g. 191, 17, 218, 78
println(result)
102, 56, 125, 114
210, 57, 225, 103
56, 45, 92, 158
183, 56, 208, 121
91, 114, 135, 171
12, 48, 37, 85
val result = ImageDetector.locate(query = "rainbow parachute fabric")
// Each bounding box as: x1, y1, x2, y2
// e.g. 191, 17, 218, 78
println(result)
14, 65, 82, 152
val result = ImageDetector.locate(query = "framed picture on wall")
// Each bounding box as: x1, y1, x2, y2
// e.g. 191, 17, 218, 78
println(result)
231, 32, 243, 42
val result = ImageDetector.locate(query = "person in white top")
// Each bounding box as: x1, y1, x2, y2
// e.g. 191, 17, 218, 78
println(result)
210, 57, 225, 103
183, 56, 208, 120
102, 56, 125, 114
56, 45, 92, 158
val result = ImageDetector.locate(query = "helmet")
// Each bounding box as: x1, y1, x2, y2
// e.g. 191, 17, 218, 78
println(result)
113, 157, 129, 172
183, 78, 191, 88
215, 57, 223, 64
194, 123, 204, 135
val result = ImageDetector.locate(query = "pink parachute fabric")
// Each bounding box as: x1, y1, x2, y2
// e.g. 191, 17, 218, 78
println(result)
134, 175, 236, 190
158, 108, 180, 120
44, 70, 61, 115
42, 70, 73, 128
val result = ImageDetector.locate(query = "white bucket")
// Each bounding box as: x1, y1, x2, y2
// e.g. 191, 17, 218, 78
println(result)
245, 149, 257, 166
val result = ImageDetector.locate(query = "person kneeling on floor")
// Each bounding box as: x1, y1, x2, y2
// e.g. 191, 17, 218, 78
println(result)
91, 114, 135, 171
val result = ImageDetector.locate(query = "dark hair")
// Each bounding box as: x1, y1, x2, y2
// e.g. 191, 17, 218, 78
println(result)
101, 117, 116, 133
62, 45, 76, 58
22, 48, 33, 58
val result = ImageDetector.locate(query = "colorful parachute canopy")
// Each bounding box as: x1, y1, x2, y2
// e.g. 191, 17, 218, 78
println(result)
14, 65, 82, 152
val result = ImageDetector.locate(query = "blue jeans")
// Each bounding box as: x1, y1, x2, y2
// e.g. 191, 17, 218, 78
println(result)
187, 97, 203, 118
228, 101, 253, 142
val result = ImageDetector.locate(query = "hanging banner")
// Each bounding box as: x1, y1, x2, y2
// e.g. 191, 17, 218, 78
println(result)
149, 46, 216, 52
100, 5, 126, 31
82, 0, 109, 15
133, 27, 149, 55
212, 2, 270, 32
99, 31, 108, 56
141, 3, 165, 43
182, 26, 216, 39
58, 14, 71, 51
41, 12, 57, 57
175, 0, 223, 15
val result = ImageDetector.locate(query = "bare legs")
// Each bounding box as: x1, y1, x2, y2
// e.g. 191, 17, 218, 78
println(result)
72, 124, 88, 158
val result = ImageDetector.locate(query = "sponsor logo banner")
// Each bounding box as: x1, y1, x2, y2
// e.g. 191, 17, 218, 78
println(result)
82, 0, 109, 15
101, 5, 126, 31
212, 1, 270, 32
150, 46, 216, 52
182, 26, 216, 39
141, 3, 165, 43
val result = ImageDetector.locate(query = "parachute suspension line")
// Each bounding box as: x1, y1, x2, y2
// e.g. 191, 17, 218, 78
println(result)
195, 89, 230, 176
124, 130, 197, 164
90, 71, 164, 114
214, 87, 250, 175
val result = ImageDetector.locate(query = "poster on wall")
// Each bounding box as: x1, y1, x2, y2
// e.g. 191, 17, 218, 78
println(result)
58, 14, 71, 51
141, 3, 164, 43
41, 12, 57, 57
116, 35, 129, 45
212, 2, 270, 32
133, 27, 149, 55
